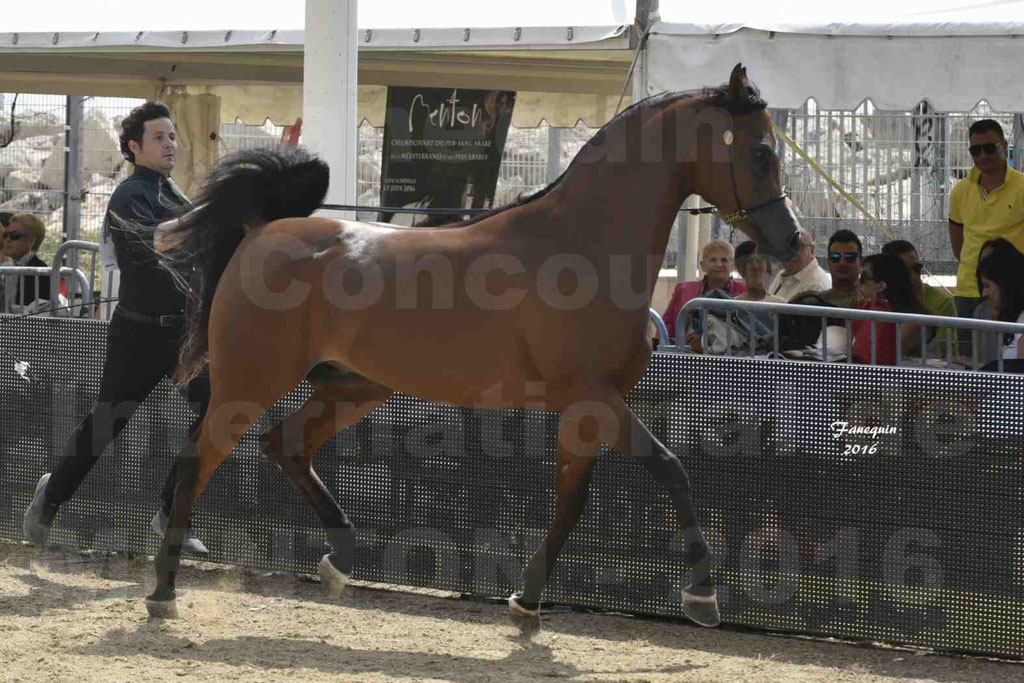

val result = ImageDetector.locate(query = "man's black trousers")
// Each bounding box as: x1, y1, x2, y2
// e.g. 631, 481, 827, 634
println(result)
45, 312, 211, 512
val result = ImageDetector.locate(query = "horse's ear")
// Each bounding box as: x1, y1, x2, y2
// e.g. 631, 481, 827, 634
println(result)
729, 63, 749, 99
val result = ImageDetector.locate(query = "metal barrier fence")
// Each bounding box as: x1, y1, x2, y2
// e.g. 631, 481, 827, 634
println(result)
669, 298, 1024, 373
0, 265, 91, 315
0, 240, 99, 316
1, 315, 1022, 658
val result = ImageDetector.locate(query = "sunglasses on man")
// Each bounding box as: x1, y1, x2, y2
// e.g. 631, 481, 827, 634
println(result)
827, 251, 860, 263
969, 142, 1004, 157
2, 232, 28, 241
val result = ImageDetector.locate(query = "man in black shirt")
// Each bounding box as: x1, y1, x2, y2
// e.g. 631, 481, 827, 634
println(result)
24, 102, 209, 555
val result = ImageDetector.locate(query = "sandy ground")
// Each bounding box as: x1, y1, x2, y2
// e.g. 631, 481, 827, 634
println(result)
0, 539, 1019, 683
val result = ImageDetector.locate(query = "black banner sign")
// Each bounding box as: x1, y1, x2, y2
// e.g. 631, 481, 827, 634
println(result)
379, 87, 516, 226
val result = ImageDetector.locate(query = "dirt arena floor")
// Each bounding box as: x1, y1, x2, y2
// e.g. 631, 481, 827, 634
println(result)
0, 539, 1019, 683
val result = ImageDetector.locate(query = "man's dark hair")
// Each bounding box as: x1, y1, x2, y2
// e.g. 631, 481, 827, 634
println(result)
0, 211, 12, 228
119, 101, 172, 163
968, 118, 1005, 141
882, 239, 916, 257
827, 229, 863, 254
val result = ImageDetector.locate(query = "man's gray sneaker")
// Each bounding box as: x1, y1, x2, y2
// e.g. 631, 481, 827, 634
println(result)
151, 508, 209, 557
23, 473, 58, 546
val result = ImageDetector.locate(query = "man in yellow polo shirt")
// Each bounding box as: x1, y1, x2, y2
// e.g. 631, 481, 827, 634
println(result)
948, 119, 1024, 354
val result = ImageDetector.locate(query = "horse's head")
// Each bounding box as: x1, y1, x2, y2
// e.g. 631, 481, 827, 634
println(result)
687, 64, 802, 262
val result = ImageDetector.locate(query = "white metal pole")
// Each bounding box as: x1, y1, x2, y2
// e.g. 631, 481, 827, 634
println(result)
684, 195, 700, 282
546, 127, 562, 185
698, 198, 712, 256
303, 0, 358, 219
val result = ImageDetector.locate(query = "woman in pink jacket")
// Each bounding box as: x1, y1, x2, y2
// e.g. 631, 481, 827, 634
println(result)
661, 240, 746, 350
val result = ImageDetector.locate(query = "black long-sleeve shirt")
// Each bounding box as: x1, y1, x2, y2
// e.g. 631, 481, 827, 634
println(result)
105, 165, 191, 315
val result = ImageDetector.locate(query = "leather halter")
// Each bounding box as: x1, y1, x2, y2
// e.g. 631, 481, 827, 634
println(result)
718, 138, 788, 226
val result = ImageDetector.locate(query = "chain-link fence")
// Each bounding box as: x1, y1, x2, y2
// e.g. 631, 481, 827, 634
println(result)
777, 101, 1020, 276
0, 98, 602, 309
0, 94, 138, 270
0, 93, 67, 265
77, 98, 144, 247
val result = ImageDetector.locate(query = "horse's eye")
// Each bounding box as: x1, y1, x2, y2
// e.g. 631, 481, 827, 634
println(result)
751, 147, 772, 173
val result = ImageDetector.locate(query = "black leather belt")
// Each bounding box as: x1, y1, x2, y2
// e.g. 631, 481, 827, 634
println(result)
115, 306, 185, 327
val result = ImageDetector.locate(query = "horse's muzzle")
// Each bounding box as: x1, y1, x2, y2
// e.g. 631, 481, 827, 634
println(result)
750, 198, 802, 262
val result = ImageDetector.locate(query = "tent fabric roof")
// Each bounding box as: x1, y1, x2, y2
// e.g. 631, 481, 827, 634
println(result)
3, 1, 634, 49
646, 1, 1024, 111
655, 0, 1024, 36
0, 1, 636, 127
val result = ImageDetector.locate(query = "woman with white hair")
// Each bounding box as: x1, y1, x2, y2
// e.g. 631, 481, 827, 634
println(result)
661, 240, 746, 350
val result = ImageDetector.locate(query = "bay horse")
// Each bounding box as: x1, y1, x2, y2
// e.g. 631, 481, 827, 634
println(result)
147, 64, 802, 629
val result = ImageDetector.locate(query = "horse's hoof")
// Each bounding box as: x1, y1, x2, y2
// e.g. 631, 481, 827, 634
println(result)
681, 586, 720, 628
145, 597, 179, 619
508, 593, 541, 634
319, 554, 350, 599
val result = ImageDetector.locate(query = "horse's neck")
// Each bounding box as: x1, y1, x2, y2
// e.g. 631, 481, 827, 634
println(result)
540, 107, 689, 284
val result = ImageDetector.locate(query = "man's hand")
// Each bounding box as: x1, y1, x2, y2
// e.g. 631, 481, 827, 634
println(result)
154, 218, 182, 253
154, 204, 204, 253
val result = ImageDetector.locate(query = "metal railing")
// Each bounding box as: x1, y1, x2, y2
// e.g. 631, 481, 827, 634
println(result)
662, 298, 1024, 372
648, 307, 671, 345
50, 240, 100, 315
0, 241, 98, 317
0, 265, 92, 316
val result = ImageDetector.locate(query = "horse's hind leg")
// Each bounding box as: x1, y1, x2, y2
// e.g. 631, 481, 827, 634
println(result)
259, 370, 392, 597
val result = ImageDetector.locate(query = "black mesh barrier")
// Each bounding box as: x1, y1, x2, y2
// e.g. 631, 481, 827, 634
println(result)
1, 315, 1023, 657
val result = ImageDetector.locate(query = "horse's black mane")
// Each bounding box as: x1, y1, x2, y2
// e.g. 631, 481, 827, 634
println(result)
453, 80, 766, 228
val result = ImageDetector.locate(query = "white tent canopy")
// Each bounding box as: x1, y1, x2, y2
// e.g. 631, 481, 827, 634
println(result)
10, 0, 1018, 46
647, 0, 1024, 111
5, 1, 631, 41
0, 1, 637, 127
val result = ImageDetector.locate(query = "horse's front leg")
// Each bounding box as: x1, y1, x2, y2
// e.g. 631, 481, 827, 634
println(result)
509, 396, 601, 632
508, 390, 719, 631
621, 406, 719, 627
258, 377, 393, 598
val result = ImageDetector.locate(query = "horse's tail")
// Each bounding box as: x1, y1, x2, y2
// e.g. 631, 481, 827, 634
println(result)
161, 146, 329, 385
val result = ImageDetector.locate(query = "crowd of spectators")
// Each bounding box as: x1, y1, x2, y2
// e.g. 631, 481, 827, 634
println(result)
661, 117, 1024, 367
